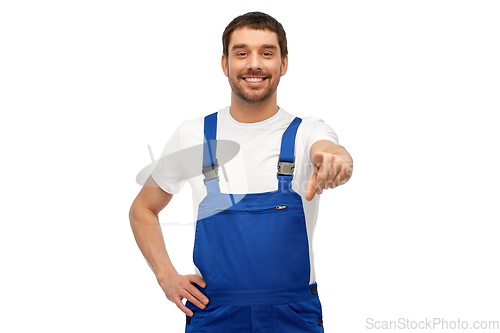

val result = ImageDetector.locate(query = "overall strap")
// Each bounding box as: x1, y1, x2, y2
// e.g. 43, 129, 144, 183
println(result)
202, 112, 220, 194
278, 117, 302, 191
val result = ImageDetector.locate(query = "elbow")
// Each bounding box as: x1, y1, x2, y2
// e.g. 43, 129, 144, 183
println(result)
129, 202, 139, 228
129, 200, 146, 227
129, 200, 158, 229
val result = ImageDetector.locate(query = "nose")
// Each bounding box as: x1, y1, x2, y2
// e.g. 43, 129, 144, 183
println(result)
247, 52, 262, 71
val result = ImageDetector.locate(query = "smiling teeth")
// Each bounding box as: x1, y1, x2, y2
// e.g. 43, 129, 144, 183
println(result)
245, 78, 264, 83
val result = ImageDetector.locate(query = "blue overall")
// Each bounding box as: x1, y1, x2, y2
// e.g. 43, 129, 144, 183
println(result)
185, 112, 324, 333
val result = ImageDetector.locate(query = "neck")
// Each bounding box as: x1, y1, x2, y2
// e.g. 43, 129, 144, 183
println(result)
229, 93, 279, 123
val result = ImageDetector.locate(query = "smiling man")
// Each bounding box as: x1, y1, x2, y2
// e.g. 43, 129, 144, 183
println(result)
223, 27, 284, 109
130, 12, 353, 333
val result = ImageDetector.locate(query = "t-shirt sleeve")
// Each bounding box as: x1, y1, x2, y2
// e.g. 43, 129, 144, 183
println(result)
151, 122, 187, 195
301, 117, 340, 163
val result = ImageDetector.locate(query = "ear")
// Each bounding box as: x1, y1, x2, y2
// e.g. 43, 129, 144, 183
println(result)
280, 54, 288, 76
221, 54, 229, 77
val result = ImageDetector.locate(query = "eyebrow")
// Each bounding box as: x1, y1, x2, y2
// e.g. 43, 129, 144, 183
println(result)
231, 44, 278, 51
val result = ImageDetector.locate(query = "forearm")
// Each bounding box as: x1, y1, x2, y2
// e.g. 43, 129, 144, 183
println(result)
129, 206, 178, 283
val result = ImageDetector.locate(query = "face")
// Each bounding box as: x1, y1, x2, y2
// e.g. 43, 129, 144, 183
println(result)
222, 27, 288, 105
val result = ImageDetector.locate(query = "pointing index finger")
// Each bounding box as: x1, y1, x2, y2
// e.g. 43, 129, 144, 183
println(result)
306, 167, 318, 201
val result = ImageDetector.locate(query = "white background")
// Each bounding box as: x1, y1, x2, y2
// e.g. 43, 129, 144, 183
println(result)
1, 0, 499, 332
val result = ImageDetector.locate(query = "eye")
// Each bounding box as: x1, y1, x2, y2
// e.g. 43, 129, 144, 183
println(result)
237, 52, 247, 56
263, 52, 272, 56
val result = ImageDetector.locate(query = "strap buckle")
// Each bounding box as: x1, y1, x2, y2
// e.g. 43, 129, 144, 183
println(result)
202, 159, 219, 184
277, 160, 295, 179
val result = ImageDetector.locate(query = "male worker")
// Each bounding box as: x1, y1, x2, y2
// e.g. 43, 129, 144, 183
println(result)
130, 11, 353, 332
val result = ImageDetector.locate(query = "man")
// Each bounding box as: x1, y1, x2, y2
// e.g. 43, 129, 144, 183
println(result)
130, 12, 353, 332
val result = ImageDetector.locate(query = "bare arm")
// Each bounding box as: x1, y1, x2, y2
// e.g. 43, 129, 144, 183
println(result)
129, 176, 209, 316
305, 140, 353, 201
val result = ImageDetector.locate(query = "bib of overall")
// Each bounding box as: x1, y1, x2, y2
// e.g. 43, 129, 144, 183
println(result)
185, 112, 324, 333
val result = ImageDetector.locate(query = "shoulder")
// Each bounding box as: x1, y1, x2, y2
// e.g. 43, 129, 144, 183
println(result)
280, 108, 331, 131
278, 109, 338, 143
299, 116, 331, 130
175, 108, 227, 138
178, 115, 204, 131
294, 115, 340, 156
163, 110, 222, 151
297, 115, 336, 136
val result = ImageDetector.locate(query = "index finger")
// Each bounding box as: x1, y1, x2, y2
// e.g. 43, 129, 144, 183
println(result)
173, 296, 194, 317
306, 167, 318, 201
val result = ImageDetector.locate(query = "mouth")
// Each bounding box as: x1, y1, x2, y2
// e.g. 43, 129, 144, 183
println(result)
242, 76, 268, 86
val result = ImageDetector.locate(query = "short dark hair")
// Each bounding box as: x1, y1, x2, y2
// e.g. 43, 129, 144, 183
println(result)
222, 12, 288, 60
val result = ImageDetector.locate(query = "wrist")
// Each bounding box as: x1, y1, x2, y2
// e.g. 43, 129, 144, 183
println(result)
156, 267, 179, 285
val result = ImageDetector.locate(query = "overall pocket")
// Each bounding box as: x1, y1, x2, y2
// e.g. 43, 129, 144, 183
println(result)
185, 303, 229, 333
274, 297, 324, 333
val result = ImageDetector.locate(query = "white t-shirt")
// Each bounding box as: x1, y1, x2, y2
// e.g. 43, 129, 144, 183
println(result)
152, 106, 339, 284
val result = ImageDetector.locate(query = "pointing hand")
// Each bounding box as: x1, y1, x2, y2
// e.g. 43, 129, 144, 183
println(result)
306, 151, 352, 201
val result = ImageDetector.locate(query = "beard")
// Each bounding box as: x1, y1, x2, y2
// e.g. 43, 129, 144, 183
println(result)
228, 70, 281, 104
